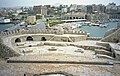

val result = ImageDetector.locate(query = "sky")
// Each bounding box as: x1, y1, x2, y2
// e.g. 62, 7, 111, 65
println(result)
0, 0, 120, 7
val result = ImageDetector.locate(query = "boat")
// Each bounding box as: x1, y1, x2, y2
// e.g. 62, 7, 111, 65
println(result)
100, 24, 108, 28
90, 23, 100, 26
0, 17, 11, 24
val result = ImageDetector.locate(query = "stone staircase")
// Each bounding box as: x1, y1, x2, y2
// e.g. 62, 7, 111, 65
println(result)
95, 49, 112, 57
95, 42, 114, 59
96, 54, 114, 60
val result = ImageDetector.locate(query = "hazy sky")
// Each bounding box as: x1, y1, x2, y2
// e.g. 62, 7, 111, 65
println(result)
0, 0, 120, 7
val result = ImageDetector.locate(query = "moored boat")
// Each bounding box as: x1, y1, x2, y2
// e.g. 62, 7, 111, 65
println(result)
0, 17, 11, 24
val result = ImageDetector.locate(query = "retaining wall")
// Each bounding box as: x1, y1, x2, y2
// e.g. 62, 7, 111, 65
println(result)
0, 42, 20, 58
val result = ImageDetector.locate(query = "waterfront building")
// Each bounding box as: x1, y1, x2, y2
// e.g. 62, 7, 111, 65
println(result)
85, 5, 93, 14
117, 5, 120, 13
108, 13, 120, 19
44, 5, 51, 9
105, 3, 120, 19
106, 3, 118, 14
61, 7, 68, 13
97, 4, 106, 13
77, 5, 86, 12
33, 5, 42, 15
69, 4, 77, 12
26, 16, 36, 25
62, 12, 86, 20
92, 4, 98, 12
41, 6, 47, 16
87, 13, 109, 22
33, 5, 47, 16
47, 6, 56, 17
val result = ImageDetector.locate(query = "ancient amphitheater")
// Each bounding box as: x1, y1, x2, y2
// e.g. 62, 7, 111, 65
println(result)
0, 22, 120, 76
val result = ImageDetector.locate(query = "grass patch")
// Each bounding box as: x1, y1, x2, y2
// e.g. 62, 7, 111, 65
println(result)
43, 19, 64, 27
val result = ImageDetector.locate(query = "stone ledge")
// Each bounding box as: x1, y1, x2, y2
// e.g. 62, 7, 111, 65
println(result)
7, 60, 114, 65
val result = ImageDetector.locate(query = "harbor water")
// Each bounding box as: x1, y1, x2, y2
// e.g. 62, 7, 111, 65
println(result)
0, 22, 117, 37
0, 24, 14, 31
80, 22, 117, 37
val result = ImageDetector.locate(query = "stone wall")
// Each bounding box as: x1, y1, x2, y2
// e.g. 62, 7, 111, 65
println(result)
104, 28, 117, 37
101, 28, 120, 43
0, 29, 87, 37
0, 28, 88, 57
96, 42, 110, 50
101, 22, 120, 43
11, 34, 87, 46
0, 42, 19, 58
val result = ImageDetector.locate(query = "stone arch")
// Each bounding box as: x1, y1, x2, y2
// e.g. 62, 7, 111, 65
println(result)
41, 37, 46, 41
15, 38, 21, 43
73, 17, 76, 19
26, 36, 33, 41
76, 17, 78, 19
82, 17, 84, 19
70, 17, 72, 19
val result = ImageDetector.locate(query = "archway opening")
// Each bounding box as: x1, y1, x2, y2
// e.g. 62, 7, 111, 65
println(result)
70, 17, 72, 19
15, 38, 21, 43
113, 52, 116, 58
41, 37, 46, 41
26, 36, 33, 41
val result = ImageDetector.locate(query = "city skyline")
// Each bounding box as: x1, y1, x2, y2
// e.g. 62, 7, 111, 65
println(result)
0, 0, 120, 7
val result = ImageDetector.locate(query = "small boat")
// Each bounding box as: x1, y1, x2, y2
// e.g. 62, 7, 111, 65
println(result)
90, 23, 100, 26
100, 24, 108, 28
0, 17, 11, 24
